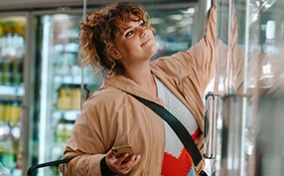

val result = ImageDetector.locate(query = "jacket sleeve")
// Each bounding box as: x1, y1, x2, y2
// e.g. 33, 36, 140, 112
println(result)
150, 3, 222, 97
183, 4, 217, 93
60, 99, 113, 176
158, 3, 218, 95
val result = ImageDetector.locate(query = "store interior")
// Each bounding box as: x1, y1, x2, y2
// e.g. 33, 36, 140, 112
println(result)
1, 0, 284, 175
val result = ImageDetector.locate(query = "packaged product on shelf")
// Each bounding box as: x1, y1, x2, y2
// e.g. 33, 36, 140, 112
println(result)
0, 32, 24, 87
2, 59, 12, 86
70, 85, 81, 110
57, 84, 82, 110
0, 100, 22, 174
0, 162, 10, 176
57, 84, 71, 110
52, 114, 74, 175
11, 34, 24, 87
1, 101, 11, 140
10, 101, 21, 142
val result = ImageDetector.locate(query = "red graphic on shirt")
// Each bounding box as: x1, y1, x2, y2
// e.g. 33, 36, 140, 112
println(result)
161, 147, 193, 176
161, 129, 200, 176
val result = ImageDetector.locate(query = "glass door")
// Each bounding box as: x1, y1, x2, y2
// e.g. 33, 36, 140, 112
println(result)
31, 11, 102, 175
0, 14, 27, 176
213, 0, 284, 175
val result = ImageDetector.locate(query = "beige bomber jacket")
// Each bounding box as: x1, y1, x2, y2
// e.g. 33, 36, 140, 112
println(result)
61, 5, 219, 176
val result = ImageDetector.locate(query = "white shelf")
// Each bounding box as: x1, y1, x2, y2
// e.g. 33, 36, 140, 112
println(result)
0, 85, 24, 97
53, 110, 80, 121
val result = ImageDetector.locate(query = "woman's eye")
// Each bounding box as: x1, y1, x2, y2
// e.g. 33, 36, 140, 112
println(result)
140, 22, 145, 27
125, 31, 133, 37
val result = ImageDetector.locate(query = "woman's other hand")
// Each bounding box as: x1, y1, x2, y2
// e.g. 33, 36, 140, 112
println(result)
105, 149, 141, 174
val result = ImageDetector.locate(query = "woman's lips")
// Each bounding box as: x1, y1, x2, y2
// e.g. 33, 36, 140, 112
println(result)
141, 38, 151, 46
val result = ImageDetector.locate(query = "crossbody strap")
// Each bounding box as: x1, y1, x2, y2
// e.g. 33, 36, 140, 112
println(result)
27, 158, 73, 176
130, 94, 202, 166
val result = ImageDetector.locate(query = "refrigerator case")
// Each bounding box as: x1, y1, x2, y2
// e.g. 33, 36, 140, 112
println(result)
32, 12, 102, 176
0, 15, 27, 175
205, 0, 284, 176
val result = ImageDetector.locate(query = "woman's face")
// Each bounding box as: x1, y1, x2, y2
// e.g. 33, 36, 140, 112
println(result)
114, 16, 157, 69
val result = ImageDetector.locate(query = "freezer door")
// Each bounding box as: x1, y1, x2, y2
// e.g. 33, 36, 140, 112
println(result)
0, 14, 28, 176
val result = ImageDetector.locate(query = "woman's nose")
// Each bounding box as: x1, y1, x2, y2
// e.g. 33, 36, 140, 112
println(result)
139, 28, 146, 38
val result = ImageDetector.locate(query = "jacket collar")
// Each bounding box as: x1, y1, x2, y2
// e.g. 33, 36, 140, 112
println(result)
101, 73, 164, 106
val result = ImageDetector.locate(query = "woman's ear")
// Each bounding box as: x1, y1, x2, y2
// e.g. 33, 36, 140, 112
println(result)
109, 49, 121, 60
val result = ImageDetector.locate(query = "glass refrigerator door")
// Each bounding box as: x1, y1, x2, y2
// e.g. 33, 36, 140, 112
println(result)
33, 12, 100, 176
0, 14, 26, 176
212, 0, 284, 175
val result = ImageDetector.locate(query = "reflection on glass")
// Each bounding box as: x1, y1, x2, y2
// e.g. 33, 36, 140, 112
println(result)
214, 0, 284, 176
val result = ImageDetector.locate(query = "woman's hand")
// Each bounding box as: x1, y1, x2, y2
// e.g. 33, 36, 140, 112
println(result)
105, 149, 141, 174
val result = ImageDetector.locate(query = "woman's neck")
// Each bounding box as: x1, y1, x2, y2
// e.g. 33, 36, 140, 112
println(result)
124, 68, 157, 97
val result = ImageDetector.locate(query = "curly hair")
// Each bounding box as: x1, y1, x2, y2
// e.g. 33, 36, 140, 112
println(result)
79, 1, 155, 75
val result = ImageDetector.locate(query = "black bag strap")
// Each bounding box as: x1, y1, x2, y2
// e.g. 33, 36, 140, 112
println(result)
27, 158, 73, 176
130, 94, 202, 166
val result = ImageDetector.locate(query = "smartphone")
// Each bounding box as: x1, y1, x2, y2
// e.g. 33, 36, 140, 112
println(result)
112, 145, 134, 163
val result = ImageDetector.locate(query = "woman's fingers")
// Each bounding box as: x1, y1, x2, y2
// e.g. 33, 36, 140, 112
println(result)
105, 149, 141, 175
117, 155, 141, 174
117, 153, 130, 163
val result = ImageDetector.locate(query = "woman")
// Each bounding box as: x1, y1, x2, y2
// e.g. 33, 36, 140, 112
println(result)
61, 1, 217, 175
